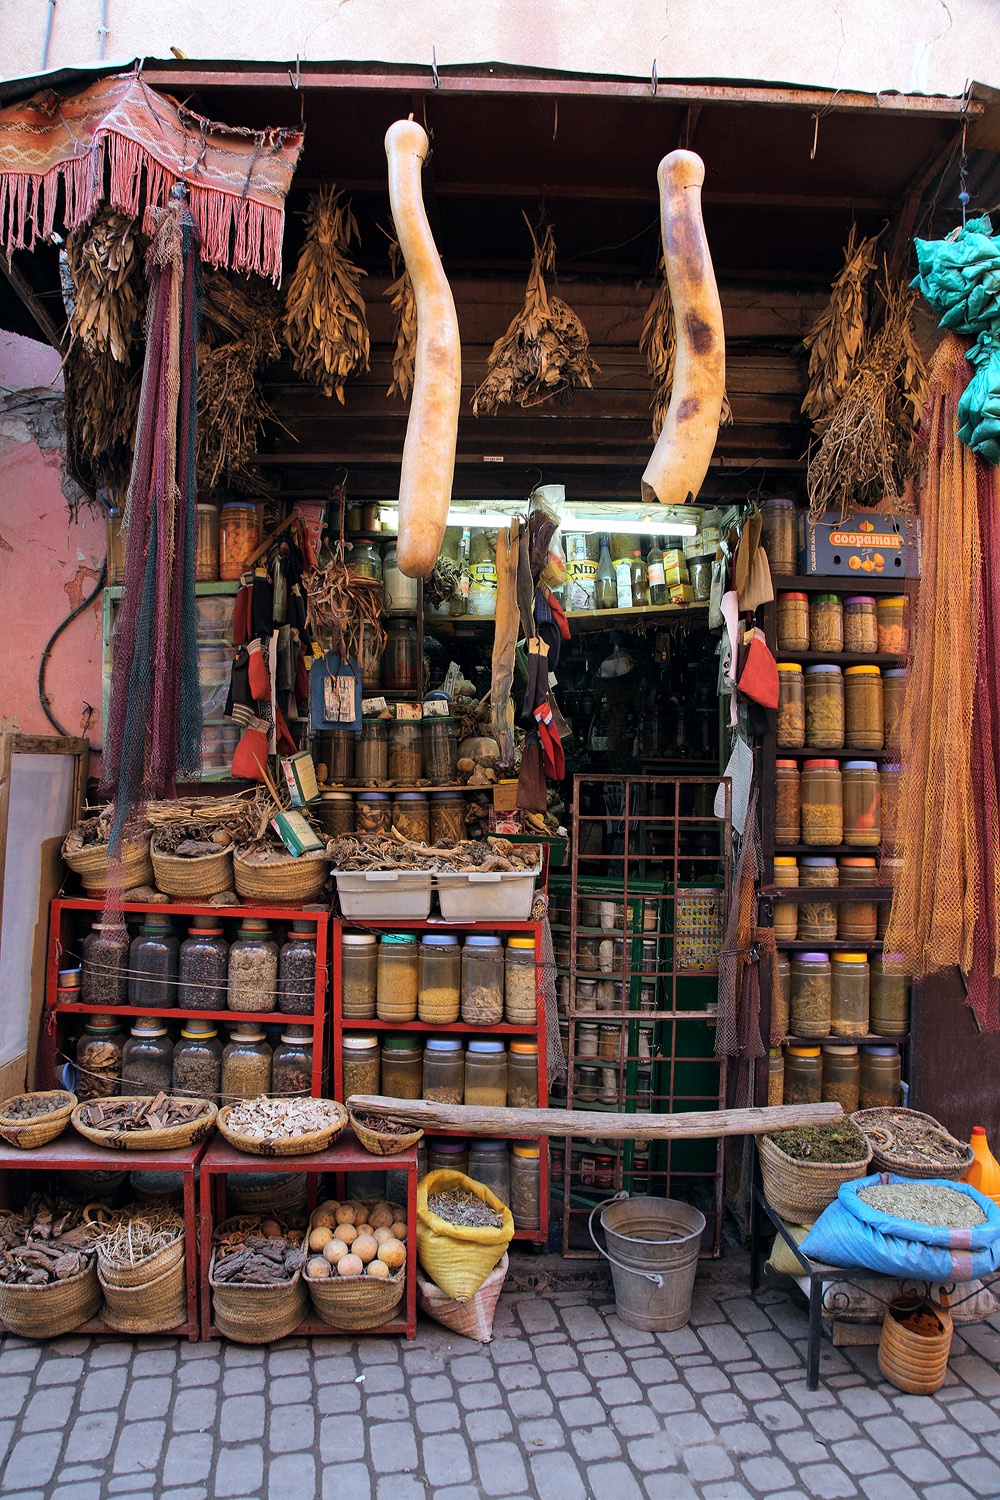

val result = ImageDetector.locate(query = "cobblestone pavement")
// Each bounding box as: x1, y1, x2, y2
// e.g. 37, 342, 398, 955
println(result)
2, 1258, 1000, 1500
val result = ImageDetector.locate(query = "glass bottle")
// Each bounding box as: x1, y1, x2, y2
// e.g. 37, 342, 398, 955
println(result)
646, 538, 667, 606
342, 933, 378, 1021
172, 1020, 223, 1105
348, 542, 382, 582
272, 1026, 313, 1099
630, 550, 650, 608
462, 935, 504, 1025
383, 618, 419, 694
221, 1023, 272, 1103
422, 1038, 465, 1103
507, 1041, 539, 1107
596, 535, 616, 611
383, 542, 419, 614
380, 1037, 424, 1099
195, 502, 220, 583
356, 719, 390, 782
76, 1017, 124, 1101
418, 935, 462, 1024
341, 1034, 380, 1100
128, 919, 179, 1009
450, 528, 471, 617
178, 917, 228, 1011
376, 934, 419, 1022
783, 1044, 822, 1104
510, 1143, 541, 1230
219, 500, 259, 580
121, 1019, 174, 1096
82, 922, 129, 1005
465, 1040, 507, 1107
831, 953, 870, 1038
615, 554, 633, 610
468, 1140, 511, 1207
277, 922, 317, 1016
227, 918, 279, 1013
423, 717, 458, 785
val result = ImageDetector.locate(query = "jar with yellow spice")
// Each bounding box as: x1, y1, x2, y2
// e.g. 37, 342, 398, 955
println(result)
761, 497, 798, 575
775, 761, 801, 845
844, 666, 883, 751
776, 592, 809, 652
870, 956, 911, 1037
876, 595, 909, 655
768, 1048, 785, 1106
822, 1042, 860, 1113
805, 665, 844, 749
809, 594, 843, 653
772, 857, 799, 942
842, 596, 878, 654
882, 669, 907, 753
801, 760, 843, 846
777, 665, 805, 749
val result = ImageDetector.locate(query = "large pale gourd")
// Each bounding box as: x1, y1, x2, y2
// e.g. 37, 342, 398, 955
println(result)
385, 119, 462, 577
641, 150, 725, 506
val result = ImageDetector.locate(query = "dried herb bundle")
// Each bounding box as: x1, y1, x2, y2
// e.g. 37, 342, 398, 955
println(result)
196, 271, 283, 489
91, 1206, 183, 1268
385, 234, 417, 400
640, 254, 731, 439
65, 344, 141, 466
472, 217, 599, 414
65, 207, 146, 364
424, 554, 462, 608
283, 187, 370, 401
802, 225, 881, 433
306, 557, 387, 665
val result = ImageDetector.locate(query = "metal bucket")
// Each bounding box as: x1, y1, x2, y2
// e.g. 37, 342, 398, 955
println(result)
589, 1193, 705, 1332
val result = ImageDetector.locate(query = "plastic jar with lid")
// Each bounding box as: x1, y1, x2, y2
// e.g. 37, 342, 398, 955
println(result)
342, 934, 377, 1019
272, 1026, 313, 1098
383, 542, 419, 614
423, 717, 458, 785
783, 1044, 822, 1104
877, 595, 909, 655
172, 1020, 223, 1104
775, 760, 801, 845
822, 1042, 860, 1113
359, 630, 382, 693
277, 922, 317, 1016
388, 720, 423, 782
341, 1034, 379, 1099
772, 858, 799, 942
57, 968, 81, 1007
418, 935, 461, 1023
507, 1041, 539, 1107
462, 935, 504, 1025
510, 1143, 541, 1230
776, 664, 805, 749
505, 937, 537, 1024
760, 497, 798, 575
768, 1048, 785, 1106
880, 764, 901, 852
319, 726, 354, 784
227, 918, 278, 1013
122, 1019, 173, 1096
882, 669, 907, 753
774, 956, 791, 1038
129, 919, 179, 1008
428, 1137, 470, 1175
355, 791, 392, 835
423, 1037, 465, 1103
870, 957, 911, 1037
318, 790, 354, 837
219, 500, 259, 580
842, 760, 881, 847
82, 922, 129, 1005
801, 760, 843, 846
465, 1040, 507, 1107
844, 666, 884, 750
790, 952, 832, 1038
831, 953, 870, 1037
810, 594, 844, 653
843, 596, 878, 654
468, 1140, 510, 1206
878, 857, 901, 939
805, 665, 845, 748
383, 618, 420, 693
377, 934, 419, 1023
776, 591, 809, 651
380, 1037, 423, 1099
430, 790, 466, 844
392, 792, 430, 844
177, 917, 228, 1011
860, 1045, 901, 1109
76, 1017, 124, 1101
356, 719, 390, 782
195, 502, 220, 583
838, 858, 878, 940
221, 1024, 272, 1102
576, 1021, 599, 1057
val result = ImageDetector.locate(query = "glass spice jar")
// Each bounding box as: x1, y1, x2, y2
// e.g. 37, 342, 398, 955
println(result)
423, 1038, 465, 1103
383, 543, 419, 614
775, 956, 791, 1038
359, 631, 382, 694
121, 1019, 174, 1096
418, 935, 461, 1024
790, 952, 832, 1038
128, 919, 179, 1009
844, 666, 884, 750
801, 760, 843, 846
388, 720, 423, 782
82, 922, 129, 1005
227, 918, 278, 1013
319, 727, 354, 784
465, 1040, 507, 1107
776, 664, 805, 749
76, 1017, 124, 1101
870, 957, 911, 1037
106, 506, 127, 585
877, 595, 909, 655
805, 665, 845, 749
842, 760, 881, 848
318, 791, 354, 837
195, 502, 220, 583
382, 618, 420, 694
427, 1137, 469, 1175
838, 858, 878, 940
178, 917, 228, 1012
423, 717, 458, 786
172, 1020, 223, 1105
768, 1048, 785, 1106
772, 857, 799, 942
341, 934, 377, 1020
348, 542, 382, 582
504, 937, 537, 1024
831, 952, 870, 1038
380, 1037, 423, 1099
882, 669, 907, 754
219, 500, 259, 580
277, 922, 317, 1016
341, 1034, 379, 1100
775, 760, 801, 846
776, 591, 809, 652
860, 1045, 901, 1109
510, 1143, 541, 1231
356, 719, 390, 782
842, 596, 878, 654
355, 791, 392, 835
760, 497, 798, 575
430, 791, 466, 844
507, 1041, 539, 1108
799, 856, 839, 943
376, 934, 419, 1023
783, 1044, 822, 1104
880, 764, 902, 852
468, 1140, 510, 1207
221, 1024, 272, 1103
392, 792, 430, 844
462, 935, 505, 1025
272, 1026, 313, 1099
822, 1042, 860, 1114
809, 594, 844, 654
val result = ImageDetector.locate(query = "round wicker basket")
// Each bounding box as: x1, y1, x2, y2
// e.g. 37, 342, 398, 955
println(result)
62, 833, 153, 893
98, 1255, 187, 1333
851, 1107, 975, 1181
209, 1242, 307, 1343
216, 1101, 348, 1157
0, 1091, 76, 1149
71, 1099, 217, 1152
348, 1109, 423, 1157
0, 1259, 101, 1338
757, 1131, 872, 1225
233, 848, 329, 905
95, 1232, 184, 1289
151, 839, 233, 898
304, 1264, 404, 1330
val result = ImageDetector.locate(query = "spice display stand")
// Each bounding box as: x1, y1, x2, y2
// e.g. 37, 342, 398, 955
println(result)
0, 1135, 204, 1341
332, 917, 549, 1245
43, 899, 330, 1098
198, 1132, 418, 1340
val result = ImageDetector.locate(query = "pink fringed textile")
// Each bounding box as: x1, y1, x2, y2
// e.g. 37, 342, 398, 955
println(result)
0, 72, 302, 282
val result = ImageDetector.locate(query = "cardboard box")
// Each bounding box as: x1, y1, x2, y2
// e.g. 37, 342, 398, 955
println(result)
801, 510, 922, 579
493, 780, 519, 812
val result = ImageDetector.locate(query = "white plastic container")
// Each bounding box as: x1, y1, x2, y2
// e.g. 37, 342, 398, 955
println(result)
435, 863, 540, 923
334, 870, 433, 920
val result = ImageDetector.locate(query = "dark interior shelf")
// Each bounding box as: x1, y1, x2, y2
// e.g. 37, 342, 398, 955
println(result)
774, 748, 898, 761
770, 574, 912, 595
783, 1033, 909, 1046
776, 651, 907, 667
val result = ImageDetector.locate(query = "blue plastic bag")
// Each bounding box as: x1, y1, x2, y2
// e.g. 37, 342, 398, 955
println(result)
801, 1174, 1000, 1280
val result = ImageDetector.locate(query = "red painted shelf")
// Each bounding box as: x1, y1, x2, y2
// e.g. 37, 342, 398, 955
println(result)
340, 1019, 538, 1034
53, 1003, 320, 1025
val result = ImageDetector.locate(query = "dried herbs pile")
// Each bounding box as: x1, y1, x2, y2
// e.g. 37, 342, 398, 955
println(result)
213, 1220, 305, 1284
428, 1189, 504, 1229
196, 269, 283, 489
326, 831, 540, 873
283, 187, 370, 401
858, 1182, 987, 1229
306, 558, 387, 665
90, 1205, 183, 1269
767, 1121, 870, 1163
0, 1093, 70, 1122
76, 1093, 213, 1134
385, 234, 417, 400
853, 1108, 973, 1174
802, 226, 881, 432
0, 1199, 96, 1285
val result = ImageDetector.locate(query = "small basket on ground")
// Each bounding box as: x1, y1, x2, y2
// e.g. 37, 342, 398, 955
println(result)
878, 1290, 954, 1394
209, 1218, 307, 1343
98, 1255, 187, 1333
62, 831, 152, 893
757, 1131, 872, 1225
216, 1100, 347, 1157
348, 1108, 423, 1157
233, 848, 329, 905
71, 1098, 217, 1152
0, 1090, 76, 1149
304, 1262, 405, 1330
150, 837, 233, 898
851, 1107, 975, 1181
0, 1260, 101, 1338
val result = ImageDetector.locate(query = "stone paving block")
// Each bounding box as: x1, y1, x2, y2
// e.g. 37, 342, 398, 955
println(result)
561, 1305, 612, 1340
267, 1374, 311, 1405
496, 1362, 542, 1392
221, 1366, 264, 1396
952, 1455, 1000, 1495
322, 1461, 371, 1500
629, 1357, 678, 1386
597, 1375, 643, 1405
463, 1409, 513, 1443
0, 1378, 30, 1418
65, 1412, 118, 1462
684, 1365, 732, 1395
682, 1444, 735, 1483
628, 1433, 679, 1473
316, 1383, 361, 1416
775, 1430, 832, 1466
559, 1395, 609, 1427
415, 1401, 461, 1435
794, 1462, 858, 1498
363, 1364, 406, 1394
742, 1454, 796, 1490
111, 1417, 165, 1475
79, 1367, 127, 1412
366, 1392, 411, 1421
21, 1384, 74, 1432
839, 1386, 893, 1419
605, 1315, 657, 1347
663, 1413, 716, 1448
701, 1393, 747, 1425
809, 1408, 863, 1441
584, 1350, 628, 1378
656, 1327, 702, 1357
267, 1451, 315, 1500
536, 1342, 578, 1373
269, 1402, 314, 1455
171, 1388, 217, 1433
647, 1384, 696, 1416
700, 1324, 753, 1363
132, 1349, 176, 1376
401, 1347, 447, 1376
688, 1294, 727, 1327
920, 1486, 979, 1500
945, 1358, 1000, 1399
49, 1484, 102, 1500
756, 1399, 807, 1433
586, 1459, 646, 1500
517, 1300, 559, 1334
176, 1359, 221, 1389
266, 1349, 310, 1376
921, 1421, 981, 1459
161, 1433, 213, 1488
457, 1381, 503, 1412
125, 1377, 172, 1421
489, 1338, 533, 1366
641, 1475, 700, 1500
570, 1425, 623, 1462
220, 1394, 264, 1443
519, 1416, 565, 1449
508, 1389, 552, 1419
546, 1370, 592, 1398
949, 1399, 1000, 1434
720, 1297, 774, 1334
610, 1405, 659, 1437
313, 1355, 357, 1385
717, 1421, 771, 1457
746, 1330, 801, 1369
2, 1431, 63, 1489
0, 1347, 40, 1374
830, 1438, 890, 1475
369, 1421, 418, 1473
857, 1476, 920, 1500
733, 1371, 782, 1401
320, 1413, 365, 1463
450, 1354, 492, 1383
214, 1442, 264, 1498
528, 1449, 587, 1499
422, 1431, 473, 1485
411, 1374, 453, 1403
474, 1439, 528, 1496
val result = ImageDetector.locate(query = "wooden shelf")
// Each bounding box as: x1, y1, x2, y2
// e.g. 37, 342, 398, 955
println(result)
774, 748, 898, 761
340, 1019, 538, 1034
776, 940, 888, 950
776, 651, 907, 667
425, 601, 710, 634
768, 886, 894, 902
784, 1034, 909, 1046
771, 574, 912, 594
777, 844, 891, 856
53, 1003, 321, 1026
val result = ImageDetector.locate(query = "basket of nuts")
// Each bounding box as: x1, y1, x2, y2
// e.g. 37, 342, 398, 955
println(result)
302, 1197, 407, 1330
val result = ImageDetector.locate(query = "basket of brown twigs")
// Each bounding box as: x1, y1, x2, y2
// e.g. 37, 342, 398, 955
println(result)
0, 1200, 101, 1338
348, 1108, 423, 1157
87, 1205, 187, 1333
71, 1095, 217, 1152
62, 825, 152, 893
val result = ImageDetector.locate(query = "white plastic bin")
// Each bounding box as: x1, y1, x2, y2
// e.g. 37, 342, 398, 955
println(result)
334, 870, 433, 920
435, 865, 539, 923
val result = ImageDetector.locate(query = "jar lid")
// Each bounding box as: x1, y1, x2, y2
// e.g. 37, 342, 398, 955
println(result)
803, 759, 840, 769
786, 1045, 821, 1056
288, 922, 317, 938
833, 952, 869, 963
342, 934, 377, 946
862, 1045, 899, 1055
130, 1019, 168, 1037
775, 759, 799, 769
180, 1021, 217, 1039
805, 664, 843, 674
881, 763, 901, 773
470, 1140, 507, 1152
229, 1023, 266, 1041
507, 937, 536, 949
843, 760, 878, 770
776, 662, 803, 673
280, 1030, 312, 1045
322, 791, 354, 801
238, 918, 271, 933
879, 596, 907, 606
464, 935, 502, 947
357, 792, 391, 802
814, 593, 841, 603
58, 968, 82, 986
801, 857, 837, 865
342, 1034, 378, 1049
822, 1043, 859, 1055
773, 856, 798, 866
425, 1038, 464, 1052
85, 1016, 121, 1031
840, 857, 877, 866
395, 792, 429, 801
843, 595, 876, 604
512, 1144, 540, 1158
844, 665, 881, 675
187, 921, 223, 936
509, 1041, 538, 1054
428, 1138, 468, 1153
779, 591, 808, 601
883, 668, 909, 677
383, 1036, 422, 1050
140, 919, 174, 933
221, 499, 256, 509
381, 933, 417, 945
765, 496, 796, 508
430, 790, 465, 801
420, 934, 459, 947
795, 952, 830, 962
467, 1040, 506, 1053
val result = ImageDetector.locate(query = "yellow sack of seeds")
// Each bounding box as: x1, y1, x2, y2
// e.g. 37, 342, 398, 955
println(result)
416, 1170, 514, 1303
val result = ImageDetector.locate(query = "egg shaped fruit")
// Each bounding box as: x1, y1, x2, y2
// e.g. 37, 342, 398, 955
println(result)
337, 1253, 364, 1278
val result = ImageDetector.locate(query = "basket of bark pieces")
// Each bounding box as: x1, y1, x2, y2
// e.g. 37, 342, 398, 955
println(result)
348, 1107, 423, 1157
151, 833, 234, 898
72, 1094, 217, 1151
89, 1205, 187, 1333
216, 1096, 347, 1157
851, 1107, 975, 1181
209, 1216, 307, 1343
0, 1090, 77, 1149
0, 1198, 101, 1337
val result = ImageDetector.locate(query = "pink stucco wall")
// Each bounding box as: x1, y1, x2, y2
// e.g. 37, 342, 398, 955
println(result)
0, 332, 104, 753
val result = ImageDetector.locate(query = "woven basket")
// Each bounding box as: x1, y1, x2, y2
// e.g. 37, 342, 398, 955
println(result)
210, 1245, 307, 1343
96, 1232, 185, 1289
228, 1173, 308, 1218
878, 1291, 953, 1394
98, 1255, 187, 1333
151, 838, 233, 898
851, 1108, 975, 1181
0, 1090, 76, 1149
71, 1098, 217, 1152
304, 1263, 404, 1330
233, 848, 329, 906
0, 1259, 101, 1338
216, 1101, 347, 1158
348, 1109, 423, 1157
758, 1132, 872, 1226
62, 832, 153, 893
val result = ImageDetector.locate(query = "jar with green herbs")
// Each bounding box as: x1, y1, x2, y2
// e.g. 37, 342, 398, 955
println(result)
277, 922, 317, 1015
172, 1020, 223, 1105
776, 664, 805, 749
341, 1034, 379, 1100
783, 1044, 822, 1104
768, 1048, 785, 1106
831, 952, 870, 1037
810, 594, 843, 653
801, 760, 843, 846
776, 591, 809, 651
341, 933, 377, 1019
790, 952, 832, 1038
822, 1042, 860, 1113
221, 1024, 272, 1102
272, 1026, 313, 1098
870, 957, 911, 1036
178, 918, 229, 1011
805, 665, 845, 748
121, 1019, 173, 1096
228, 918, 278, 1013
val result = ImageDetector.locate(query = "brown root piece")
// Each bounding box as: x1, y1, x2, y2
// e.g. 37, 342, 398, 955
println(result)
283, 187, 370, 402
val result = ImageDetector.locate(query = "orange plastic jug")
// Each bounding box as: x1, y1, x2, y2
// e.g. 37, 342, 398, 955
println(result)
964, 1127, 1000, 1206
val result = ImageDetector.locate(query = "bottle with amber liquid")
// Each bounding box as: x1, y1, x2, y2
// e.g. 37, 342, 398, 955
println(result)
630, 550, 650, 608
646, 537, 667, 605
596, 535, 616, 611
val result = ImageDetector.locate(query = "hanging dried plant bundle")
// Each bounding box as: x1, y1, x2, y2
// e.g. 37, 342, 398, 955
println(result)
806, 280, 928, 522
196, 272, 283, 488
283, 187, 370, 401
472, 217, 599, 415
385, 234, 417, 400
640, 253, 731, 440
65, 207, 146, 364
802, 225, 881, 433
306, 557, 387, 665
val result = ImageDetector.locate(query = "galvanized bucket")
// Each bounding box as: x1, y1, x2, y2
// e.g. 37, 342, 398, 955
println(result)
589, 1193, 705, 1332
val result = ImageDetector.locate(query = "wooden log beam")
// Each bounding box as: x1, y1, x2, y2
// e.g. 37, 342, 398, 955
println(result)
347, 1097, 843, 1139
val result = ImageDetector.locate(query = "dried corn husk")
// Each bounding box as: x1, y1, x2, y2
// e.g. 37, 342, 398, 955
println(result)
65, 208, 145, 364
472, 217, 599, 415
640, 252, 732, 439
802, 225, 881, 433
385, 234, 417, 400
283, 188, 370, 402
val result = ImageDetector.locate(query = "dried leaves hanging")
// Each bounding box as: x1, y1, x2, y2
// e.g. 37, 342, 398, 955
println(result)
802, 225, 881, 433
385, 234, 417, 400
640, 252, 732, 440
472, 216, 599, 415
196, 270, 283, 489
65, 207, 146, 364
283, 187, 370, 401
306, 558, 387, 666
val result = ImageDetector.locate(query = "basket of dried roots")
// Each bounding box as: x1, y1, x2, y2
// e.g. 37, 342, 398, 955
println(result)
216, 1096, 348, 1157
210, 1216, 308, 1343
283, 187, 370, 401
0, 1198, 101, 1337
88, 1204, 187, 1332
851, 1107, 975, 1180
150, 830, 234, 898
